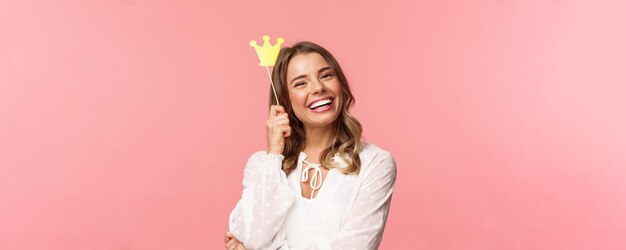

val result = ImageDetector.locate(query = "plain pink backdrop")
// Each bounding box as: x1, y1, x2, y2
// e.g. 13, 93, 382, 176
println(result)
1, 0, 625, 249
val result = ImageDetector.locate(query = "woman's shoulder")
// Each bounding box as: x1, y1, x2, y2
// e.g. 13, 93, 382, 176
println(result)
358, 141, 396, 174
359, 141, 394, 161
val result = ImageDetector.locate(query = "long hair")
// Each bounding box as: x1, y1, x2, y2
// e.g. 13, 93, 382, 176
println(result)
269, 41, 363, 176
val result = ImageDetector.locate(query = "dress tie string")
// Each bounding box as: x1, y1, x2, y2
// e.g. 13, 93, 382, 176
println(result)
301, 159, 323, 200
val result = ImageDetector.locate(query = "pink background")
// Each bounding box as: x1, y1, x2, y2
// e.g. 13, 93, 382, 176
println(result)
1, 1, 625, 249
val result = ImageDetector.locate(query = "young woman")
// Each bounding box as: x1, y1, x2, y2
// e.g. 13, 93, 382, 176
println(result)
225, 41, 397, 250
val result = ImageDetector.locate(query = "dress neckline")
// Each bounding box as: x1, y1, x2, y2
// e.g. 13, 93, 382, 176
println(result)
297, 151, 330, 201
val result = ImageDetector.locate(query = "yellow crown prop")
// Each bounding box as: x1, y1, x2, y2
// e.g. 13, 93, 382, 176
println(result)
249, 35, 284, 66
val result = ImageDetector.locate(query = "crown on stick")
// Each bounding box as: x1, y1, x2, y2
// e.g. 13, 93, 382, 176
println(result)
249, 35, 284, 66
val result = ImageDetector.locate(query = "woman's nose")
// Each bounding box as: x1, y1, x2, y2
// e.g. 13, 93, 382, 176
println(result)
310, 79, 325, 94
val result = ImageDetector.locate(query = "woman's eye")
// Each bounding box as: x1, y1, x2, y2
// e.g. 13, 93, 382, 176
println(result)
322, 73, 334, 79
295, 82, 305, 87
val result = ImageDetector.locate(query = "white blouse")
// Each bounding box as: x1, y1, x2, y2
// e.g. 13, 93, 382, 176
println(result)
228, 142, 397, 250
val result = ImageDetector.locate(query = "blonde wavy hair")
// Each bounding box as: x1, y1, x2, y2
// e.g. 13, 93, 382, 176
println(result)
269, 41, 363, 176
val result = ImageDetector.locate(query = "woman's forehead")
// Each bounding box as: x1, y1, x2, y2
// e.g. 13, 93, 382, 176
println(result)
287, 53, 331, 79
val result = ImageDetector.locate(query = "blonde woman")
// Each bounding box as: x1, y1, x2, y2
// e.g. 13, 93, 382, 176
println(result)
225, 41, 397, 250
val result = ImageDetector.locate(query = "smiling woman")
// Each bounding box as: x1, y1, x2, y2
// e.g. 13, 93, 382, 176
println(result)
225, 41, 397, 250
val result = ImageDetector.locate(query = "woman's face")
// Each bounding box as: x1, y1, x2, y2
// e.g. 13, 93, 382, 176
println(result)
286, 52, 342, 129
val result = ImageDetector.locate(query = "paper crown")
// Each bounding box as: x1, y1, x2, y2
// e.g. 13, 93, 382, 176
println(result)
249, 35, 284, 66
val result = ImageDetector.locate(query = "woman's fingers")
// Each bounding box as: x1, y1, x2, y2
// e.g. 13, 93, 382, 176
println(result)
227, 238, 247, 250
283, 126, 292, 137
268, 116, 288, 125
269, 105, 286, 118
273, 113, 289, 121
268, 115, 290, 136
266, 115, 289, 128
224, 230, 233, 243
271, 122, 291, 136
267, 105, 291, 154
235, 242, 247, 250
226, 237, 237, 249
225, 230, 245, 250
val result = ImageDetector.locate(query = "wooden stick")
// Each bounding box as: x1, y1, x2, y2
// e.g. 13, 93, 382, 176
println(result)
266, 66, 280, 105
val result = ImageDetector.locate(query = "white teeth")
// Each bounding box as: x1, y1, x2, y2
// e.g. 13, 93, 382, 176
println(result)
309, 99, 333, 109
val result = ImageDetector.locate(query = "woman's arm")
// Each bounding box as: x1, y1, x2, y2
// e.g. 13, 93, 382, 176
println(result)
228, 151, 296, 250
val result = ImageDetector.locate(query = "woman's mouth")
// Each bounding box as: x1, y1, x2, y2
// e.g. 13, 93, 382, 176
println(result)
309, 98, 334, 113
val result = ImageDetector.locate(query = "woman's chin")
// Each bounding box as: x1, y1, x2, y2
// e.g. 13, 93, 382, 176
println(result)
304, 115, 339, 128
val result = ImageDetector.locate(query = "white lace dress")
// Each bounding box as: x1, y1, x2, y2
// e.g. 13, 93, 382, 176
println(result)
228, 142, 397, 250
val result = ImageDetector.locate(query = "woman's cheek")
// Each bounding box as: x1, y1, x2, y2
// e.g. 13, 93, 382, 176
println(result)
291, 92, 308, 106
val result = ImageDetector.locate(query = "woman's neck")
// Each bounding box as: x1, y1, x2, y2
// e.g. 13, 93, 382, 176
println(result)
304, 124, 337, 153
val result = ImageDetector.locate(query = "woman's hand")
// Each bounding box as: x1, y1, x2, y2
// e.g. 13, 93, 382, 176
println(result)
266, 105, 291, 155
225, 230, 247, 250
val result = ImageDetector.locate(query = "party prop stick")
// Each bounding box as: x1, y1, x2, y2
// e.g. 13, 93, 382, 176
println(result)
250, 35, 285, 105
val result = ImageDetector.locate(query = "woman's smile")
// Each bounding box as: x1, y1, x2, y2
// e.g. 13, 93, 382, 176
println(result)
310, 100, 333, 113
308, 97, 334, 112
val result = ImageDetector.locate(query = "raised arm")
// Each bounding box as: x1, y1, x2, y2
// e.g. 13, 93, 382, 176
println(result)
228, 104, 297, 249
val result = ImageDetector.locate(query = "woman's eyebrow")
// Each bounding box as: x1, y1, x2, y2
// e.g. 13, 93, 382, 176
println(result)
290, 66, 332, 85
